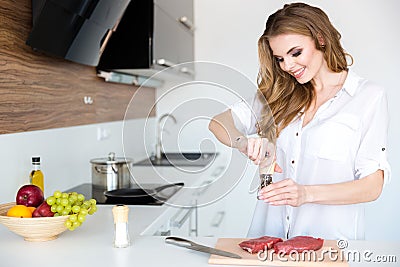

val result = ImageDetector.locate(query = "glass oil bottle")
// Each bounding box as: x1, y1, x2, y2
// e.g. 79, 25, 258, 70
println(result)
30, 156, 44, 192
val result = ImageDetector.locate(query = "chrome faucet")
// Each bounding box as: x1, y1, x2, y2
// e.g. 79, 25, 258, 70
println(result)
155, 113, 177, 160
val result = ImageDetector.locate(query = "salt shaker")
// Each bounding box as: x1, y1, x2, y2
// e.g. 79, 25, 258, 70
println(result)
112, 205, 130, 248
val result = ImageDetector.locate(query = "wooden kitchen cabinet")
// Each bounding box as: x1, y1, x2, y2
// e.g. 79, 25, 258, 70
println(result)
0, 0, 156, 134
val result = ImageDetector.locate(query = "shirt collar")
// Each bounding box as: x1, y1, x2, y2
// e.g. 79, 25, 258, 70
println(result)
342, 69, 361, 97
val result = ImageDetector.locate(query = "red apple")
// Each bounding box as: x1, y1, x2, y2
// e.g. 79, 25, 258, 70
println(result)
32, 208, 42, 217
33, 201, 54, 217
16, 184, 44, 207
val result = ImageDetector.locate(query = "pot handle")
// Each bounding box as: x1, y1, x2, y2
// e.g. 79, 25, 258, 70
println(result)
95, 165, 119, 174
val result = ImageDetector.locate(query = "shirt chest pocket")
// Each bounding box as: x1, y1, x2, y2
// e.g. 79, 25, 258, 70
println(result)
306, 114, 360, 161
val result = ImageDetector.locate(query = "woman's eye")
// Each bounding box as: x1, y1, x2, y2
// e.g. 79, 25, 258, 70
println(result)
292, 50, 302, 57
275, 57, 284, 63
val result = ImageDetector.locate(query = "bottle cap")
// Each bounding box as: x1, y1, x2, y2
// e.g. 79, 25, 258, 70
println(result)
112, 205, 129, 224
32, 157, 41, 163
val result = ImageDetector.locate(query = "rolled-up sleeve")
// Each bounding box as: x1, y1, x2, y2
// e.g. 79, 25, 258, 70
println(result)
230, 95, 264, 136
355, 87, 391, 184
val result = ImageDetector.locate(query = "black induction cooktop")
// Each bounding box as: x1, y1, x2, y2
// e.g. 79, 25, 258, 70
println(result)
66, 182, 183, 205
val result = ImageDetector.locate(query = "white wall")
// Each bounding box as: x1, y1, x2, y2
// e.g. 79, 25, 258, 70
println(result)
0, 119, 155, 203
188, 0, 399, 240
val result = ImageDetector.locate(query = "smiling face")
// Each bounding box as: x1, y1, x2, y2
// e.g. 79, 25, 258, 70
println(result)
269, 34, 326, 84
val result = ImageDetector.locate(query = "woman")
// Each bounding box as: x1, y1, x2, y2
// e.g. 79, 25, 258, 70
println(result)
208, 2, 390, 240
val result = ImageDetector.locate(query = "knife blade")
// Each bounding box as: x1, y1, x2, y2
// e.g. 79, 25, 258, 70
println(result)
165, 236, 242, 259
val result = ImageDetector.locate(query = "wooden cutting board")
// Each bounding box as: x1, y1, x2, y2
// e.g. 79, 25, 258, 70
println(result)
208, 238, 349, 266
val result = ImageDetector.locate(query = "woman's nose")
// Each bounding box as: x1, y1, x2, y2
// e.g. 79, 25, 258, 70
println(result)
283, 58, 295, 72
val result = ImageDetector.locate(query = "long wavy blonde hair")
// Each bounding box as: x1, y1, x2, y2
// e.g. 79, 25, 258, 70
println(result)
257, 3, 351, 140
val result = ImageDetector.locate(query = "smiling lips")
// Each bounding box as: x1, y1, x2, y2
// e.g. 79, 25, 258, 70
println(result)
292, 67, 305, 79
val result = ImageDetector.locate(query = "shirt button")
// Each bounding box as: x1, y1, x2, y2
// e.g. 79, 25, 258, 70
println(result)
291, 160, 295, 164
286, 216, 289, 220
382, 147, 386, 151
295, 132, 299, 136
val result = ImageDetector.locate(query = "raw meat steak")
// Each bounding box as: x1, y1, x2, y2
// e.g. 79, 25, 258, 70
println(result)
273, 236, 324, 255
239, 236, 283, 254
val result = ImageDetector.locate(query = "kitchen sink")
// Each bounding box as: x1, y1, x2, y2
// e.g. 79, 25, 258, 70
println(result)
134, 152, 218, 167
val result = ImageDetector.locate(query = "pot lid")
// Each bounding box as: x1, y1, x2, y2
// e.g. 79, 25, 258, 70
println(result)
90, 152, 133, 165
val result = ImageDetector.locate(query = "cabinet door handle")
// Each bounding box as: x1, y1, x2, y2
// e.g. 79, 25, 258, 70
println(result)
171, 207, 193, 228
156, 59, 194, 76
195, 180, 212, 196
158, 230, 171, 236
211, 166, 225, 177
189, 200, 198, 236
155, 58, 177, 68
179, 67, 195, 76
178, 16, 195, 31
211, 211, 226, 227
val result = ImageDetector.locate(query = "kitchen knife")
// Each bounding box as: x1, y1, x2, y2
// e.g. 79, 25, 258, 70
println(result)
165, 236, 242, 259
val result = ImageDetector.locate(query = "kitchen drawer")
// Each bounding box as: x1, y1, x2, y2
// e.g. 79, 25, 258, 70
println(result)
197, 200, 227, 237
168, 205, 197, 236
142, 205, 197, 237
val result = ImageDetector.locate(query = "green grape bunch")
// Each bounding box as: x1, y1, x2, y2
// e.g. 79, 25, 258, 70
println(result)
46, 190, 98, 231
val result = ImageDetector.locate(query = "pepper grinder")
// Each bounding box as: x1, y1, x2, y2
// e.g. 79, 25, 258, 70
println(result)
112, 205, 130, 248
257, 141, 276, 200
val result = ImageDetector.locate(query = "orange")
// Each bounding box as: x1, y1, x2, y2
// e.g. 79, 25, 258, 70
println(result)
27, 207, 36, 214
6, 205, 33, 218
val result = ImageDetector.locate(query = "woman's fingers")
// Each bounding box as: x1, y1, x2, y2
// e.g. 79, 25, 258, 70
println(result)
246, 138, 255, 158
257, 138, 269, 164
274, 162, 283, 173
247, 137, 271, 164
249, 138, 262, 161
235, 137, 275, 166
258, 179, 306, 207
253, 138, 263, 162
260, 179, 293, 194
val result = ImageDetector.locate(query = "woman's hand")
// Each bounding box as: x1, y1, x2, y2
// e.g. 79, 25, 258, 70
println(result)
258, 178, 309, 207
234, 136, 272, 165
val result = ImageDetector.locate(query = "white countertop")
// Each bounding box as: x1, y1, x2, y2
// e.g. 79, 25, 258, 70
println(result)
0, 205, 207, 267
1, 205, 399, 267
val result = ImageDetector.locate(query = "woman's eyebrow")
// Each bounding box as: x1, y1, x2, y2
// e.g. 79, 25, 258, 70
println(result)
287, 46, 300, 54
273, 46, 301, 57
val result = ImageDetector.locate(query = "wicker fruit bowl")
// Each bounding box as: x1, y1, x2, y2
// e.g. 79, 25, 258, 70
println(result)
0, 202, 68, 242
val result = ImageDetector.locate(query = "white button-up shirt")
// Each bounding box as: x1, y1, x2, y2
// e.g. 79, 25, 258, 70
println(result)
230, 70, 391, 240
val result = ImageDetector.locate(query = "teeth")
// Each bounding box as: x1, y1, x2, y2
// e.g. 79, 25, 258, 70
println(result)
294, 68, 304, 76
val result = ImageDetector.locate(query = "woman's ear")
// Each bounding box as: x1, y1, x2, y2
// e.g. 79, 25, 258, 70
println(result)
317, 33, 325, 46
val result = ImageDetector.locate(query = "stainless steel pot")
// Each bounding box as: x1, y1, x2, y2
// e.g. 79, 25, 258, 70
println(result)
90, 152, 133, 191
